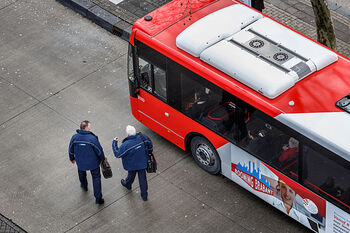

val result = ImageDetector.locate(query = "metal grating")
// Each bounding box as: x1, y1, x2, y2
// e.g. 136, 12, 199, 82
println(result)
0, 214, 27, 233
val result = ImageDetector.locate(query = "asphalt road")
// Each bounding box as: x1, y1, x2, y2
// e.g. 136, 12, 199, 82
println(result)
0, 0, 312, 232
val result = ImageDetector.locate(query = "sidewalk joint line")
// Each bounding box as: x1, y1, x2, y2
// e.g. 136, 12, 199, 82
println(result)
0, 0, 19, 12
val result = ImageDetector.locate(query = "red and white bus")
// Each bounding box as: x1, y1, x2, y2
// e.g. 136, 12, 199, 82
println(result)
127, 0, 350, 232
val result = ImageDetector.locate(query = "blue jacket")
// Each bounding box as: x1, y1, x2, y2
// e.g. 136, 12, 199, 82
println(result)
69, 130, 105, 171
112, 133, 153, 171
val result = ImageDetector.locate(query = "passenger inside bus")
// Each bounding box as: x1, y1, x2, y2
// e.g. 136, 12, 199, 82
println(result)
246, 123, 289, 160
184, 90, 207, 118
222, 104, 248, 141
278, 137, 299, 164
320, 176, 344, 200
183, 87, 222, 122
139, 59, 153, 92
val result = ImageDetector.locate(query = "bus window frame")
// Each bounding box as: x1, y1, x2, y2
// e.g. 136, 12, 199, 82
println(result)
127, 43, 139, 98
134, 41, 168, 104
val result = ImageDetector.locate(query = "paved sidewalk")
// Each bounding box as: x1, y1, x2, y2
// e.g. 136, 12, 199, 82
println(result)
58, 0, 350, 57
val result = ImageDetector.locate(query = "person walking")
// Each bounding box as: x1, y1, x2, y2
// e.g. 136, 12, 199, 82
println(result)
252, 0, 264, 12
69, 120, 105, 204
112, 125, 153, 201
239, 0, 264, 12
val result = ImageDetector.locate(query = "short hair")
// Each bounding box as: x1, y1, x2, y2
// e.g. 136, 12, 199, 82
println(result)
126, 125, 136, 136
80, 120, 90, 130
288, 137, 299, 148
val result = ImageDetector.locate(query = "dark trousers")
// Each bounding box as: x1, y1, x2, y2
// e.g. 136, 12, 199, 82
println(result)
124, 169, 148, 199
78, 167, 102, 201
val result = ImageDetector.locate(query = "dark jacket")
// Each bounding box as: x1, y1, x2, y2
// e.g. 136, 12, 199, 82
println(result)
252, 0, 264, 12
112, 133, 152, 171
69, 130, 105, 171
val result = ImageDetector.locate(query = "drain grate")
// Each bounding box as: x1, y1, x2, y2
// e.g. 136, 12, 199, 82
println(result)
0, 214, 27, 233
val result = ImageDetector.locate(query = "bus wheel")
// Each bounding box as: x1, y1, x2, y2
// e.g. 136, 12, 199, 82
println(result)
190, 136, 221, 174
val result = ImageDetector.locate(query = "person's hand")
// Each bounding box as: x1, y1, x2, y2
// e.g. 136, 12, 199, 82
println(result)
114, 137, 119, 141
282, 145, 289, 151
71, 160, 76, 164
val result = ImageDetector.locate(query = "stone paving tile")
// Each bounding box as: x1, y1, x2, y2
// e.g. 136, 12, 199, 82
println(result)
293, 2, 315, 16
285, 6, 299, 15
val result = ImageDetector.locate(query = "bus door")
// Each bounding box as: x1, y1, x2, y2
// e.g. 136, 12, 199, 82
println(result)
135, 55, 184, 146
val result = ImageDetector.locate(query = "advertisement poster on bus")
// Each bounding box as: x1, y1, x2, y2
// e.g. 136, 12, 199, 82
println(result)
229, 145, 327, 232
326, 203, 350, 233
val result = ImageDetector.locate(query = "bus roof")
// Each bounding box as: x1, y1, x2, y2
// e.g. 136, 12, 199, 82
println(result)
131, 0, 350, 161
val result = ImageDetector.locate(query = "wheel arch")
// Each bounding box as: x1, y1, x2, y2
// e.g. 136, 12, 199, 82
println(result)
185, 132, 218, 155
185, 132, 206, 152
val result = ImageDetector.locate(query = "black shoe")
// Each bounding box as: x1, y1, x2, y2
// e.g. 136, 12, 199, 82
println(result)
95, 198, 104, 205
142, 196, 148, 201
121, 179, 131, 190
81, 185, 88, 192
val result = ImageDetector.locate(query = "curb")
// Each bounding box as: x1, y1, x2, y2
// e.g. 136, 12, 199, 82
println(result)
57, 0, 132, 41
328, 0, 350, 18
0, 213, 27, 233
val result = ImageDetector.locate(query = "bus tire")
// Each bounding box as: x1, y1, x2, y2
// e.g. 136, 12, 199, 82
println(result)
190, 136, 221, 174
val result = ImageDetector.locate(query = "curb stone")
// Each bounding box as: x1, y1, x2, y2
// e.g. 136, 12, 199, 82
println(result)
0, 213, 27, 233
57, 0, 131, 40
329, 0, 350, 18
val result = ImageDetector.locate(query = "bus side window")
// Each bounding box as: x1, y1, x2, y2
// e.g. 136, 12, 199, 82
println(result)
242, 114, 299, 181
138, 58, 153, 92
153, 66, 166, 101
302, 145, 350, 209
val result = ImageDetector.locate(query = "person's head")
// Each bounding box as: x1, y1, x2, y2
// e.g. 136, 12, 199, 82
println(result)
278, 179, 296, 208
126, 125, 136, 136
288, 137, 299, 148
80, 120, 91, 131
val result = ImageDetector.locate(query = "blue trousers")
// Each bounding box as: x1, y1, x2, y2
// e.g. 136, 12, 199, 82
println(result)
78, 167, 102, 201
124, 169, 148, 199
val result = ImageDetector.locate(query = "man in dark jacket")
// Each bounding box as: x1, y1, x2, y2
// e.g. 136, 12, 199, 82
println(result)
69, 120, 105, 204
112, 125, 152, 201
252, 0, 264, 12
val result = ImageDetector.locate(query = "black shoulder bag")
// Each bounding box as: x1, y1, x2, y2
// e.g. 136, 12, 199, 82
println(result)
101, 157, 113, 179
139, 133, 157, 173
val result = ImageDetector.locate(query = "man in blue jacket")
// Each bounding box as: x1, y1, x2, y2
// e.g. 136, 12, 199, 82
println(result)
69, 120, 105, 204
112, 125, 152, 201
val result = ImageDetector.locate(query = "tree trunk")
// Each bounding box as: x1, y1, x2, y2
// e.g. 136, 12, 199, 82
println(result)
310, 0, 337, 50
